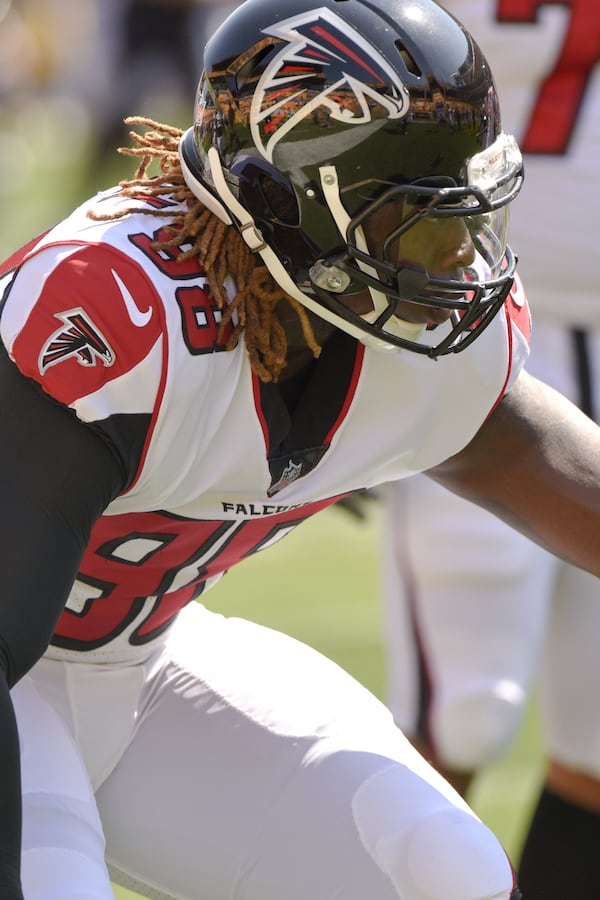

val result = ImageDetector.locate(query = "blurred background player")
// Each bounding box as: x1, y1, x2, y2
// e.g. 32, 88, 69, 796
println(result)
380, 2, 600, 898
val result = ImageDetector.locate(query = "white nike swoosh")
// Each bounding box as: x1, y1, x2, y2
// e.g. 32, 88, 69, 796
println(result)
112, 269, 153, 327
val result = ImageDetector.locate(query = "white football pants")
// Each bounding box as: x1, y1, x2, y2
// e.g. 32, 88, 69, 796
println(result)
13, 602, 516, 900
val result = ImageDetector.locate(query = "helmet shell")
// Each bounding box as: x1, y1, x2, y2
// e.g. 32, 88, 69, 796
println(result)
181, 0, 520, 356
193, 0, 500, 213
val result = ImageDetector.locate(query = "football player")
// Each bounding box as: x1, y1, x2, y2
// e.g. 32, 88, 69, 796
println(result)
0, 0, 597, 897
380, 1, 600, 897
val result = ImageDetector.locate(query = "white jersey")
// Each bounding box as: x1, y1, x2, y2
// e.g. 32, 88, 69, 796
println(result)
442, 0, 599, 326
0, 190, 530, 658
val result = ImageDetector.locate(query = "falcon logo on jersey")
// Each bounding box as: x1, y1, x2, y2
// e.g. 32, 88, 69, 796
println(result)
39, 308, 115, 373
251, 7, 410, 162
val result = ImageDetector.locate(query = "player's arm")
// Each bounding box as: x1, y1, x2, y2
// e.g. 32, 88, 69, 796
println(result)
426, 368, 600, 577
0, 349, 126, 898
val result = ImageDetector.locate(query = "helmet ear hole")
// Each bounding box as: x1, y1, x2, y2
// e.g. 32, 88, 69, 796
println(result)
229, 155, 300, 227
394, 42, 422, 76
259, 175, 299, 226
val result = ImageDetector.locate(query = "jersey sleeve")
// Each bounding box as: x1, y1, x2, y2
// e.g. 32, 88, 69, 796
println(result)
0, 241, 167, 486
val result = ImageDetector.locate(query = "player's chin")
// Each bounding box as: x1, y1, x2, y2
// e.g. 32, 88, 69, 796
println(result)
426, 304, 456, 324
397, 301, 455, 325
419, 289, 471, 323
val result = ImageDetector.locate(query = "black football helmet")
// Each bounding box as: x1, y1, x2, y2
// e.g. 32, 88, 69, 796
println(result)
179, 0, 524, 356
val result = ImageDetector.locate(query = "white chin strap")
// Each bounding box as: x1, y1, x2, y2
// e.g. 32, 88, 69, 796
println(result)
318, 165, 425, 345
178, 136, 422, 350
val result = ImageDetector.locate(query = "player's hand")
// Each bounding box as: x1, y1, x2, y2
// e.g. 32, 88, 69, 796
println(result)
333, 488, 380, 521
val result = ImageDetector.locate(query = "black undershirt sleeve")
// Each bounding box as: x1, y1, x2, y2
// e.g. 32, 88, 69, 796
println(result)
0, 348, 126, 897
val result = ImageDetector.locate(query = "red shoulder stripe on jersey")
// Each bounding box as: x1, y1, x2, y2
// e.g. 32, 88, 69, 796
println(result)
0, 230, 50, 278
485, 274, 530, 421
505, 273, 531, 346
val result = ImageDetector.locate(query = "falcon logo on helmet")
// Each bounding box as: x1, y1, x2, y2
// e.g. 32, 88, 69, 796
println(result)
39, 308, 115, 373
251, 7, 410, 162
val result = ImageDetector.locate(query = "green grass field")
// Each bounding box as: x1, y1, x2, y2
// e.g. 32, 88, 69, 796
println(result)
0, 105, 544, 900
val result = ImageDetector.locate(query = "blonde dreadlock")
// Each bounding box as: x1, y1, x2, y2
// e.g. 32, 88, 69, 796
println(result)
87, 116, 322, 382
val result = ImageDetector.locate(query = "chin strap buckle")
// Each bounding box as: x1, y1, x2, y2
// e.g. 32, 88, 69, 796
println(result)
238, 221, 267, 253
